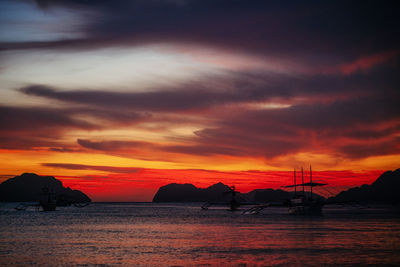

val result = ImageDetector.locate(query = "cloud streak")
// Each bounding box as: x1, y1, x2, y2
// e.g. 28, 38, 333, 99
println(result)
0, 105, 96, 150
42, 163, 142, 174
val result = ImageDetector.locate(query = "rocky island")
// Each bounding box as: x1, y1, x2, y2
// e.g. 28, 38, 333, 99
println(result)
328, 169, 400, 204
152, 182, 324, 203
0, 173, 91, 204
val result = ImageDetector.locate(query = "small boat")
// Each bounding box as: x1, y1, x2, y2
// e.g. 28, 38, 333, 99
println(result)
283, 166, 327, 215
226, 185, 240, 211
39, 186, 57, 211
201, 185, 256, 211
14, 203, 29, 211
287, 195, 325, 215
14, 187, 90, 211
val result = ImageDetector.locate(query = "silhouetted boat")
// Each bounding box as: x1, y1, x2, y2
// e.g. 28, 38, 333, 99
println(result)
39, 186, 57, 211
283, 166, 327, 215
201, 185, 259, 211
225, 185, 240, 211
14, 186, 90, 211
14, 203, 29, 211
202, 167, 327, 215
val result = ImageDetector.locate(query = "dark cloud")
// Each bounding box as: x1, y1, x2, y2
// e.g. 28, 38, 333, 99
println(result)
20, 84, 237, 112
0, 105, 96, 150
0, 136, 60, 150
0, 0, 396, 69
337, 138, 400, 159
343, 124, 400, 140
161, 144, 243, 156
19, 63, 398, 112
0, 105, 96, 133
0, 104, 149, 150
42, 163, 142, 173
49, 147, 81, 152
192, 127, 305, 158
186, 87, 400, 158
77, 139, 153, 151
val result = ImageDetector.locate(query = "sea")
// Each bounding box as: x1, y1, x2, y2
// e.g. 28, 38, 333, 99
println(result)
0, 202, 399, 266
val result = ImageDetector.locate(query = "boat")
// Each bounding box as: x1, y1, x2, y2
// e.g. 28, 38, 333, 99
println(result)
283, 166, 327, 215
39, 186, 57, 211
202, 167, 327, 215
201, 185, 257, 211
14, 186, 90, 211
226, 185, 240, 211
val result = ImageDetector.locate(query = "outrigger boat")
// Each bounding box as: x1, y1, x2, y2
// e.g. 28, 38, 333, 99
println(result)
14, 187, 57, 211
14, 186, 90, 211
39, 186, 57, 211
202, 166, 327, 215
241, 166, 327, 215
201, 185, 241, 211
283, 166, 326, 215
201, 185, 258, 211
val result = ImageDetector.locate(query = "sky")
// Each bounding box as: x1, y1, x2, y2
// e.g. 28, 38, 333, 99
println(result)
0, 0, 399, 201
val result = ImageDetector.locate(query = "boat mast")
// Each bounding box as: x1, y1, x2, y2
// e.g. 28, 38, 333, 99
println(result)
301, 167, 304, 196
310, 165, 312, 198
294, 168, 297, 196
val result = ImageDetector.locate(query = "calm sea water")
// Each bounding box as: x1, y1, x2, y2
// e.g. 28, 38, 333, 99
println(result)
0, 203, 399, 266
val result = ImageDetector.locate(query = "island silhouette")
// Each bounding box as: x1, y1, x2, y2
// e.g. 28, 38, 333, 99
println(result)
0, 173, 91, 204
152, 182, 325, 203
327, 169, 400, 204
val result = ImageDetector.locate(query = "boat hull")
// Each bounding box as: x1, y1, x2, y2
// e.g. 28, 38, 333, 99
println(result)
288, 202, 323, 215
41, 203, 57, 211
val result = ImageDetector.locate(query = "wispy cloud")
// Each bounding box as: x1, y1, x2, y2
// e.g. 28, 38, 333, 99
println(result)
42, 163, 142, 174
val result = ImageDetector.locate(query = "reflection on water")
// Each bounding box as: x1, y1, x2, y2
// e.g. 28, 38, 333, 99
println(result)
0, 203, 399, 266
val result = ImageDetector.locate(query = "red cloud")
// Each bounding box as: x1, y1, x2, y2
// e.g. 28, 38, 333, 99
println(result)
340, 50, 399, 75
319, 50, 399, 75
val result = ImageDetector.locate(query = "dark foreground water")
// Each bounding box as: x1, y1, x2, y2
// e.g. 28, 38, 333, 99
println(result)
0, 203, 399, 266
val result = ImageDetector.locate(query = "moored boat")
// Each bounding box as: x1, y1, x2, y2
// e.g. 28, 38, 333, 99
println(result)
284, 166, 327, 215
39, 186, 57, 211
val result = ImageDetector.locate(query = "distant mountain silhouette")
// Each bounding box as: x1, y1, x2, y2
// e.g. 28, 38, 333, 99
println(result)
152, 182, 324, 203
328, 169, 400, 204
0, 173, 91, 204
152, 182, 231, 202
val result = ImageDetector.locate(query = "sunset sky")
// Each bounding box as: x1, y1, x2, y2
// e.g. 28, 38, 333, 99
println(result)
0, 0, 399, 201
